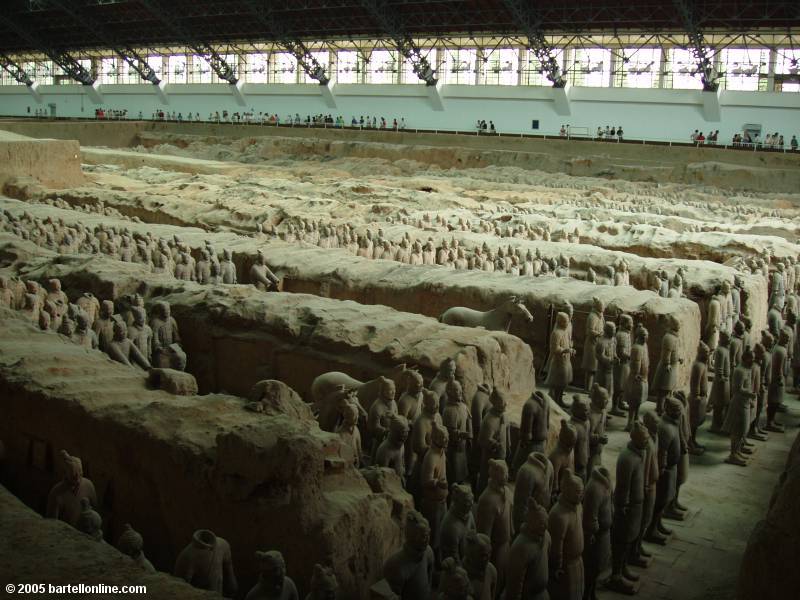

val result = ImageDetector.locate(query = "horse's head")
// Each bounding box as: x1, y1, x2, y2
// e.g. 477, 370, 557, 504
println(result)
504, 296, 534, 323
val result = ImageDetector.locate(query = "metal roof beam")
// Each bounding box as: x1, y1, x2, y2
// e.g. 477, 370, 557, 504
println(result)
138, 0, 238, 84
239, 0, 331, 85
502, 0, 567, 87
360, 0, 438, 85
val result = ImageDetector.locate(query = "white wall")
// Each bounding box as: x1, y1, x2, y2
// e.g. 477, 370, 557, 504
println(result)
0, 82, 798, 143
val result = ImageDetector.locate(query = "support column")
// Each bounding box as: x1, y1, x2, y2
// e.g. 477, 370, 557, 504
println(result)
658, 48, 669, 89
608, 49, 618, 87
766, 48, 777, 92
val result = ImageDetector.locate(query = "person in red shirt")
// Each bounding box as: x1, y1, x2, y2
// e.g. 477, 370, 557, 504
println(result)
696, 132, 705, 144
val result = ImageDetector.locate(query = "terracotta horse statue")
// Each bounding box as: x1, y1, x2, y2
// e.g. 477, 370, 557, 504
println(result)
438, 295, 533, 332
311, 363, 413, 431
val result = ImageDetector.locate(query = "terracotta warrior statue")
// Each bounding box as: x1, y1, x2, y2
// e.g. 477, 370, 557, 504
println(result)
76, 497, 104, 542
708, 330, 731, 434
106, 320, 151, 370
220, 249, 238, 284
581, 297, 605, 391
766, 328, 789, 432
431, 357, 457, 408
174, 529, 238, 597
570, 397, 590, 483
245, 550, 298, 600
116, 524, 155, 572
651, 315, 683, 415
477, 389, 511, 493
549, 420, 577, 504
749, 342, 769, 441
127, 306, 153, 363
367, 377, 398, 456
687, 341, 710, 454
439, 558, 472, 600
512, 390, 550, 476
514, 451, 554, 534
477, 459, 514, 588
613, 315, 633, 417
547, 468, 585, 600
336, 401, 362, 468
383, 511, 435, 599
545, 311, 574, 408
630, 411, 659, 569
625, 324, 649, 432
582, 466, 613, 600
440, 483, 476, 565
94, 299, 116, 352
46, 450, 98, 528
505, 500, 551, 600
419, 422, 449, 555
375, 414, 410, 484
724, 346, 756, 466
443, 379, 472, 485
397, 369, 424, 422
595, 321, 617, 402
587, 385, 609, 473
608, 422, 648, 593
305, 564, 338, 600
250, 251, 280, 291
150, 300, 182, 368
646, 398, 682, 545
72, 312, 99, 350
463, 532, 498, 600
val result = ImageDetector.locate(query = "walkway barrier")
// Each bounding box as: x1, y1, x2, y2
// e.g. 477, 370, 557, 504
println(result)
2, 114, 798, 154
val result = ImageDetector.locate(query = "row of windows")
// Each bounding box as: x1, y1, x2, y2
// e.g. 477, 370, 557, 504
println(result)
3, 47, 798, 92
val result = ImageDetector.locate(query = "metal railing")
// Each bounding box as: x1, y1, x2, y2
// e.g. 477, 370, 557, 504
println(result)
3, 113, 799, 154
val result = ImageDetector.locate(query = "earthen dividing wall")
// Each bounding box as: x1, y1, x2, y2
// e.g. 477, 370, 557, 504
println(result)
3, 236, 535, 411
0, 484, 219, 599
0, 195, 699, 390
379, 224, 769, 335
0, 311, 407, 599
0, 131, 84, 189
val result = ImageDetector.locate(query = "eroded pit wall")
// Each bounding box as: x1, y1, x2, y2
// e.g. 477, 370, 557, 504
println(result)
378, 225, 768, 335
0, 193, 697, 390
0, 131, 84, 189
0, 484, 219, 599
737, 432, 800, 600
1, 236, 535, 412
254, 243, 700, 389
0, 311, 407, 599
508, 214, 800, 264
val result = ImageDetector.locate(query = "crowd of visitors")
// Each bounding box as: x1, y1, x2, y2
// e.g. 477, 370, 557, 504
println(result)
475, 119, 497, 134
135, 109, 408, 130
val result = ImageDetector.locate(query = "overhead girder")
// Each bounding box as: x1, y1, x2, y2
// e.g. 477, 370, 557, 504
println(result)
0, 51, 34, 86
673, 0, 721, 91
47, 0, 161, 85
501, 0, 566, 88
138, 0, 239, 84
239, 0, 330, 85
0, 12, 95, 85
360, 0, 437, 85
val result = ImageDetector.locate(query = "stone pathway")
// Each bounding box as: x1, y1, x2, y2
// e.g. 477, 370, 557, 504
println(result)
598, 398, 798, 600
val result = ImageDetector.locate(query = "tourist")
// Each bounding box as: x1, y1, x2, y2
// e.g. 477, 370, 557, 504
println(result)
691, 129, 699, 142
791, 135, 798, 151
597, 126, 603, 139
617, 126, 623, 141
696, 132, 705, 144
559, 125, 566, 137
489, 121, 496, 134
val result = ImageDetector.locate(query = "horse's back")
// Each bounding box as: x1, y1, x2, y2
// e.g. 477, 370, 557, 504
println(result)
439, 306, 483, 327
310, 371, 363, 403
